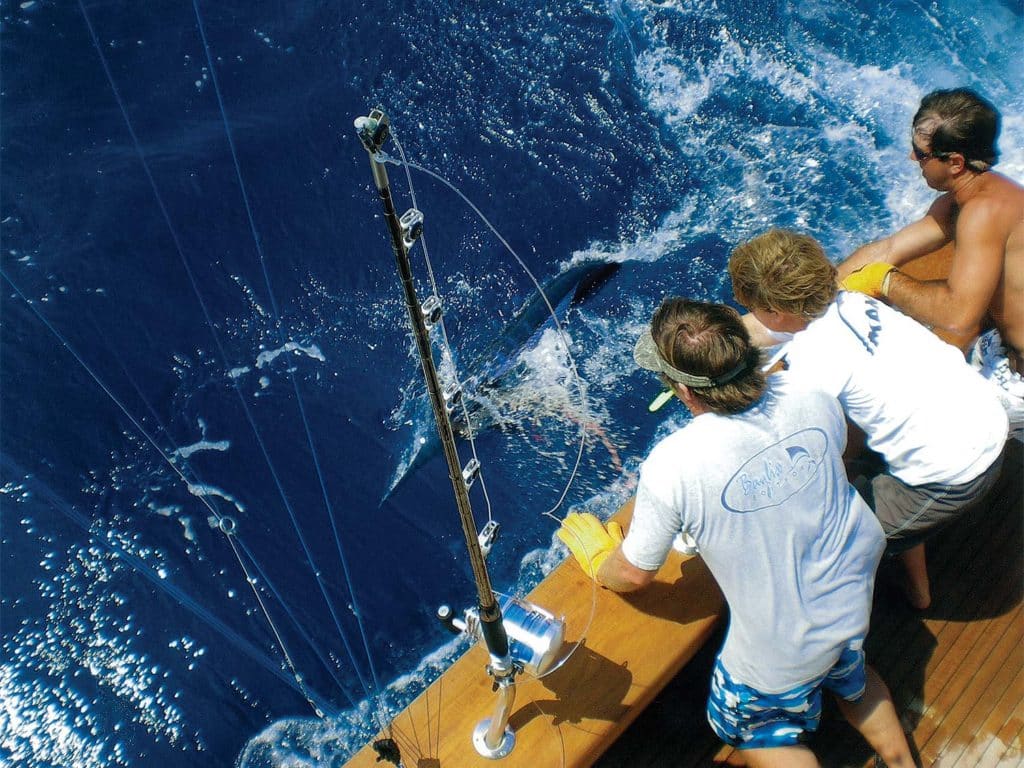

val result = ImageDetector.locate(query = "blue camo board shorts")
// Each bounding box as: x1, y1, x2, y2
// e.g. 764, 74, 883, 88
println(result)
706, 645, 867, 749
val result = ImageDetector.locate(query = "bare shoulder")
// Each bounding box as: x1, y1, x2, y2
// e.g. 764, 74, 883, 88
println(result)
974, 172, 1024, 213
959, 173, 1024, 234
927, 191, 957, 221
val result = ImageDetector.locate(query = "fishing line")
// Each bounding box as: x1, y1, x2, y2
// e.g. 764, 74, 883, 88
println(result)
382, 138, 604, 681
378, 146, 592, 519
0, 268, 330, 716
387, 134, 496, 525
386, 707, 429, 767
191, 0, 389, 730
78, 312, 363, 705
0, 454, 340, 716
74, 0, 383, 725
519, 692, 569, 768
232, 538, 362, 705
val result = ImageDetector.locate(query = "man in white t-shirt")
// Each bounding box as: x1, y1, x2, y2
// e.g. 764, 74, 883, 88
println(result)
558, 299, 914, 768
731, 229, 1008, 610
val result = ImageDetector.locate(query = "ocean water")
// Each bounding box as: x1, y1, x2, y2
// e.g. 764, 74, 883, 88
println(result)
2, 1, 1022, 766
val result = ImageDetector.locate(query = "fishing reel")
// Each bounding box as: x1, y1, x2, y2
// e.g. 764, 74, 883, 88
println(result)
438, 595, 565, 757
437, 595, 565, 678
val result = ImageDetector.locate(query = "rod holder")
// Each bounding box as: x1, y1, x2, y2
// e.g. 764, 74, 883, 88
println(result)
473, 677, 516, 759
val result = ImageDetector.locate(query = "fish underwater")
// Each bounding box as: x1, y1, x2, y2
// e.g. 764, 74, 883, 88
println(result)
384, 259, 620, 499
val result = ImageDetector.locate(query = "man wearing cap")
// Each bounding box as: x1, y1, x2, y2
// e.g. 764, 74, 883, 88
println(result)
732, 229, 1007, 611
558, 298, 915, 768
838, 87, 1024, 434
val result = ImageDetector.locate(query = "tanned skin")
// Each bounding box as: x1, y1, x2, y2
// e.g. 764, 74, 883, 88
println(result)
838, 141, 1024, 361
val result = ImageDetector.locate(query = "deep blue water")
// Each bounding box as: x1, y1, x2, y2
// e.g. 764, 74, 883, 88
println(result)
2, 1, 1022, 766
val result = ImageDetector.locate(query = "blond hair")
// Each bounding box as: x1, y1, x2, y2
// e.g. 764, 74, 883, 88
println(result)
728, 229, 836, 317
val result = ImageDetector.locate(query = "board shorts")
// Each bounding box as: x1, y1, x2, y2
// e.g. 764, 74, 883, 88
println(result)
862, 447, 1005, 553
969, 328, 1024, 441
706, 645, 866, 750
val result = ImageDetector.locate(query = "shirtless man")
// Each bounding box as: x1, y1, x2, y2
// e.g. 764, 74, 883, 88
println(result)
839, 88, 1024, 431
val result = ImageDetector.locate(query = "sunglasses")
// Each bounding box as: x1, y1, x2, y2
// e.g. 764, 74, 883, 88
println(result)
912, 142, 949, 162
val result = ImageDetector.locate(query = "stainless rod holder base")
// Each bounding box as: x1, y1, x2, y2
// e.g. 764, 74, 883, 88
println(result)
472, 719, 515, 759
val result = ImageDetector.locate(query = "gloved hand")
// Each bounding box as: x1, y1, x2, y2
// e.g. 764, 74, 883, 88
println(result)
840, 262, 897, 298
557, 512, 625, 580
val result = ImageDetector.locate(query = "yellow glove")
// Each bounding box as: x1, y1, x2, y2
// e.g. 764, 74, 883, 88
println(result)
840, 262, 897, 299
557, 512, 625, 580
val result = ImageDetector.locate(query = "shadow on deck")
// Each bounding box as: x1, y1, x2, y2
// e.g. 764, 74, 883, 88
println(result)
598, 439, 1023, 768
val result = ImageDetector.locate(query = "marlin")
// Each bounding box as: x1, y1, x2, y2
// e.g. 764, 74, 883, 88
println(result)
384, 259, 620, 499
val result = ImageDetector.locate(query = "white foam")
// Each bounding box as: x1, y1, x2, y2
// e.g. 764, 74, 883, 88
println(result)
238, 631, 469, 767
2, 526, 193, 765
255, 342, 326, 369
185, 483, 246, 514
0, 664, 116, 768
172, 439, 230, 460
565, 206, 692, 267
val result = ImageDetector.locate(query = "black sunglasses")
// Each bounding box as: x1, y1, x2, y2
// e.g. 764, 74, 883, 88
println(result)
912, 142, 949, 162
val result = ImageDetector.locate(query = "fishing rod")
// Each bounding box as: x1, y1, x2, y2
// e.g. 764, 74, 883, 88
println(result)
354, 108, 564, 761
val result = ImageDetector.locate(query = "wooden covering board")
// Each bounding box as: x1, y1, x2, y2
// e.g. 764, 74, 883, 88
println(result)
602, 246, 1022, 768
344, 497, 725, 768
348, 244, 971, 767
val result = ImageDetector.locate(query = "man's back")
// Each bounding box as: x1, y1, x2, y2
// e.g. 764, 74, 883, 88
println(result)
782, 291, 1007, 486
625, 376, 885, 693
972, 171, 1024, 353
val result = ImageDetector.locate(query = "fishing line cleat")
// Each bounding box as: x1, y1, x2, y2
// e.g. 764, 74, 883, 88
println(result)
443, 382, 463, 414
461, 457, 481, 487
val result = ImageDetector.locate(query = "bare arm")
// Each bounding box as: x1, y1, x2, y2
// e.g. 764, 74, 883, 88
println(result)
887, 200, 1005, 338
596, 545, 658, 593
837, 196, 954, 280
742, 313, 789, 348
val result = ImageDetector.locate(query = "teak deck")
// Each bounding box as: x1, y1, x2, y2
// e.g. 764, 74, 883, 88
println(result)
347, 245, 1022, 767
597, 245, 1023, 767
599, 438, 1022, 768
344, 498, 725, 767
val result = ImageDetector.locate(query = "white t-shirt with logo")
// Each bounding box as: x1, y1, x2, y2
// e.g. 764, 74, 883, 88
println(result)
623, 375, 885, 693
781, 292, 1007, 486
